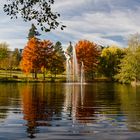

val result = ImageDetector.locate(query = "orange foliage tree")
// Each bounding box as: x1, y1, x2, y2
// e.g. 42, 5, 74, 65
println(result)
39, 40, 54, 80
75, 40, 100, 80
20, 37, 53, 79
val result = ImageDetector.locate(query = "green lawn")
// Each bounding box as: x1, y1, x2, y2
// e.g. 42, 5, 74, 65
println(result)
0, 70, 66, 82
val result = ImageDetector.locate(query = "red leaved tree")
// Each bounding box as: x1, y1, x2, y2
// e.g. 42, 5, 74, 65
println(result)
20, 37, 53, 79
39, 40, 54, 80
75, 40, 100, 80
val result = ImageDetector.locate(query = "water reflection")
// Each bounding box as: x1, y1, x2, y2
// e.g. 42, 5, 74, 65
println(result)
64, 83, 140, 132
16, 83, 140, 138
20, 83, 65, 138
0, 83, 20, 120
0, 83, 140, 139
116, 84, 140, 131
64, 84, 96, 124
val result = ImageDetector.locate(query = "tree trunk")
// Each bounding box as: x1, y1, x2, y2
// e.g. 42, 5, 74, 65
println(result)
35, 69, 38, 79
32, 72, 34, 79
43, 70, 45, 80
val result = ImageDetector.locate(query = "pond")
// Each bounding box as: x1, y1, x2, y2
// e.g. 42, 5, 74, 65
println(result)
0, 82, 140, 140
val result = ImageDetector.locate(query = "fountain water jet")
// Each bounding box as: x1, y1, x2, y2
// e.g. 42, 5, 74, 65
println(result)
65, 42, 85, 83
80, 61, 85, 84
66, 55, 72, 82
72, 45, 79, 82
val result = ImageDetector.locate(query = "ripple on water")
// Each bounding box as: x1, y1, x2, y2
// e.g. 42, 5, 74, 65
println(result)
0, 83, 140, 139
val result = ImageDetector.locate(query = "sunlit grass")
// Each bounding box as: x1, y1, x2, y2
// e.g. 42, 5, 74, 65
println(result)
0, 70, 66, 82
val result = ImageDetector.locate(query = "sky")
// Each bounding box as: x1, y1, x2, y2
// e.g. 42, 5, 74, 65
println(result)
0, 0, 140, 50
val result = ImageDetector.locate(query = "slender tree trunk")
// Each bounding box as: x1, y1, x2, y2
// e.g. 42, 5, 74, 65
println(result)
32, 72, 34, 79
35, 69, 37, 79
33, 69, 35, 79
43, 70, 45, 80
55, 72, 56, 79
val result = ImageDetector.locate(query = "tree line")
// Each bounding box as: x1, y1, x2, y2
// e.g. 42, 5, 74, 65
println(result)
0, 43, 21, 71
0, 31, 140, 84
1, 1, 140, 84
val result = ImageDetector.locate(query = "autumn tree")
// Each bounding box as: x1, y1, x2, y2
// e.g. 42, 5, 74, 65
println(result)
20, 38, 40, 78
3, 0, 66, 32
20, 37, 53, 79
75, 40, 100, 81
98, 46, 125, 79
39, 40, 54, 80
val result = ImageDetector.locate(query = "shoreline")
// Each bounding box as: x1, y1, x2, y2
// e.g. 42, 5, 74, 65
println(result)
0, 77, 113, 83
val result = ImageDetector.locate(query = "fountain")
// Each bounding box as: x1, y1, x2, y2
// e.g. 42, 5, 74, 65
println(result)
65, 42, 85, 83
66, 54, 72, 82
72, 45, 79, 82
80, 61, 85, 84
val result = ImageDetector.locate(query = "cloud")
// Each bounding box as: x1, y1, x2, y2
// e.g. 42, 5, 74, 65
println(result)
0, 19, 30, 50
47, 0, 140, 48
0, 0, 140, 50
0, 2, 31, 50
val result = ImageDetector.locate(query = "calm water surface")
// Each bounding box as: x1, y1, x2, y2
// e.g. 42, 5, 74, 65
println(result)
0, 82, 140, 140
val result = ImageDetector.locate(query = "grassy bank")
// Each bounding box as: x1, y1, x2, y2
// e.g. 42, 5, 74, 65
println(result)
0, 70, 112, 83
0, 70, 66, 83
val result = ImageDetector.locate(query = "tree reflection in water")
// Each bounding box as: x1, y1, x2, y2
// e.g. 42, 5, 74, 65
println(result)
64, 83, 125, 127
0, 83, 20, 121
20, 83, 65, 138
64, 83, 96, 124
18, 82, 140, 139
116, 84, 140, 131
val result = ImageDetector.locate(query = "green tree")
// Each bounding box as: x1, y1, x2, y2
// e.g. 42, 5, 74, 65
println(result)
11, 48, 21, 70
28, 24, 40, 40
99, 45, 124, 79
0, 43, 10, 70
0, 43, 9, 60
49, 41, 66, 81
66, 42, 73, 57
3, 0, 66, 32
53, 41, 66, 60
115, 33, 140, 84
